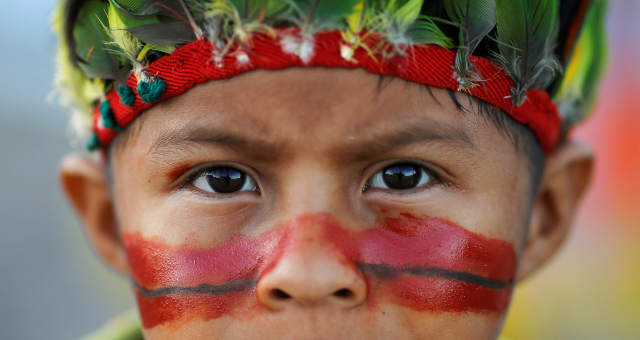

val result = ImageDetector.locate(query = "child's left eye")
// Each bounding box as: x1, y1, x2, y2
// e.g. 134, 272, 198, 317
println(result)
189, 167, 258, 194
365, 162, 434, 192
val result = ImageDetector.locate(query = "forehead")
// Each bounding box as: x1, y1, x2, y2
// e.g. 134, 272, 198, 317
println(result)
121, 68, 514, 158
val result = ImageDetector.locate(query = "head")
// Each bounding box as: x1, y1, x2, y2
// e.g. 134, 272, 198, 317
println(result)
54, 0, 605, 339
61, 66, 593, 339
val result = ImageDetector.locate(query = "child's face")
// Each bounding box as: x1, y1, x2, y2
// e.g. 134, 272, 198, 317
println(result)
63, 67, 592, 339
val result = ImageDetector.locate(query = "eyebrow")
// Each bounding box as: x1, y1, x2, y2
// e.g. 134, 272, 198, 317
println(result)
146, 116, 474, 164
336, 118, 475, 161
147, 123, 283, 163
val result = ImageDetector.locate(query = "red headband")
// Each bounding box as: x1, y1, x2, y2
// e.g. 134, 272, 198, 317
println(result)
94, 29, 561, 153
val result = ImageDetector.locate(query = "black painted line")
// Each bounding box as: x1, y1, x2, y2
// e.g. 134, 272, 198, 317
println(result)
356, 262, 513, 290
134, 279, 257, 298
134, 263, 512, 298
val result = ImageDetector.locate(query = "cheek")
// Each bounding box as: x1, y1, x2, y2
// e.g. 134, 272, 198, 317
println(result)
134, 289, 255, 331
123, 230, 283, 329
326, 213, 517, 313
123, 232, 269, 287
370, 276, 513, 314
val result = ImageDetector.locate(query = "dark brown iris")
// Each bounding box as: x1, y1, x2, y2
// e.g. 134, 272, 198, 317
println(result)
382, 164, 422, 190
205, 167, 246, 193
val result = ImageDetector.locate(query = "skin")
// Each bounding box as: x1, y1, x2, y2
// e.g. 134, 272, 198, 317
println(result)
60, 68, 594, 339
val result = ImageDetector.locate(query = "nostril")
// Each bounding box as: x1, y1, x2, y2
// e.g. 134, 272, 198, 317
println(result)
333, 288, 354, 299
270, 289, 292, 300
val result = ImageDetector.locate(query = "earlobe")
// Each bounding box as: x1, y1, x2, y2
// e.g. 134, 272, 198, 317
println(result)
59, 153, 129, 276
517, 141, 594, 281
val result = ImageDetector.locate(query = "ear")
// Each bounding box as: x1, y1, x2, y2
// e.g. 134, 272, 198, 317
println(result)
517, 141, 594, 281
59, 153, 129, 276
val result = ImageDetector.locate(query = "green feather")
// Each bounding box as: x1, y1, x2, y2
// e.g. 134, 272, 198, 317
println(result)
286, 0, 361, 32
112, 0, 148, 11
495, 0, 561, 105
107, 0, 155, 62
72, 0, 120, 79
108, 0, 158, 29
408, 15, 455, 48
364, 0, 452, 51
228, 0, 288, 21
443, 0, 496, 90
111, 0, 186, 16
365, 0, 423, 29
393, 0, 422, 27
204, 0, 290, 42
127, 22, 195, 45
112, 0, 203, 38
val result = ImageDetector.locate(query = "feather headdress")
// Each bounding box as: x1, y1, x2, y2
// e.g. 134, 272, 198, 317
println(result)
52, 0, 607, 153
443, 0, 496, 91
495, 0, 562, 106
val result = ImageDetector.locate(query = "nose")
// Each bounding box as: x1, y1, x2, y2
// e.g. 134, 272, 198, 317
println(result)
257, 217, 367, 310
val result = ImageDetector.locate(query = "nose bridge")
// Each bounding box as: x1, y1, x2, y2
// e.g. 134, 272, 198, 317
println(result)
278, 214, 352, 269
257, 213, 367, 310
284, 212, 340, 244
278, 161, 347, 218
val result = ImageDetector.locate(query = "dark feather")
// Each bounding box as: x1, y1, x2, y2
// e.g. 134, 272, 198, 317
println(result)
444, 0, 496, 51
409, 15, 455, 48
556, 0, 592, 63
111, 0, 186, 16
127, 21, 196, 44
228, 0, 289, 21
112, 0, 201, 37
443, 0, 496, 89
63, 0, 90, 66
290, 0, 361, 29
496, 0, 561, 105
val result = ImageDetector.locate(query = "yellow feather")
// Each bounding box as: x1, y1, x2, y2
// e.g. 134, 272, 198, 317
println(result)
346, 1, 364, 33
51, 0, 103, 141
107, 0, 142, 62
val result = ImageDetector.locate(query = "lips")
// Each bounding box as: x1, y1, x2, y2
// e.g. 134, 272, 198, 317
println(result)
124, 213, 517, 328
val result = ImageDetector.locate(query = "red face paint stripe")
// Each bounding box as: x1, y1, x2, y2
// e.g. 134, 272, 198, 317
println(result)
123, 230, 283, 289
124, 213, 518, 327
302, 213, 517, 282
376, 276, 512, 313
373, 214, 516, 281
133, 279, 257, 298
356, 263, 511, 290
135, 289, 254, 329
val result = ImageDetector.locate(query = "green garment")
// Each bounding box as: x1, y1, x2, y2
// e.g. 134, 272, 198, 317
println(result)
81, 310, 143, 340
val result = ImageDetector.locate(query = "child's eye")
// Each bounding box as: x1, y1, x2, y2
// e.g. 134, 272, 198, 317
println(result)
365, 162, 434, 191
189, 167, 258, 194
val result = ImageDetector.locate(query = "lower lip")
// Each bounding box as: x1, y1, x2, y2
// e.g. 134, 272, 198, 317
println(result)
124, 213, 516, 328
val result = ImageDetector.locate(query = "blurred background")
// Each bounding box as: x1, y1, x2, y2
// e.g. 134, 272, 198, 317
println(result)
0, 1, 637, 339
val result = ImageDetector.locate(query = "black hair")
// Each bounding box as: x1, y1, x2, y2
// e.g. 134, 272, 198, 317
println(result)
445, 88, 545, 196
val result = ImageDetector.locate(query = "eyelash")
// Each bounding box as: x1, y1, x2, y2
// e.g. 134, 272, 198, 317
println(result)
180, 165, 261, 196
363, 162, 442, 194
179, 161, 444, 197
